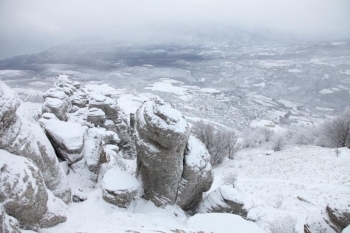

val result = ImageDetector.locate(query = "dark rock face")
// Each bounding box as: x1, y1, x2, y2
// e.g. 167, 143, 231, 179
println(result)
0, 150, 48, 230
197, 185, 248, 219
135, 99, 213, 209
0, 81, 72, 204
326, 205, 350, 231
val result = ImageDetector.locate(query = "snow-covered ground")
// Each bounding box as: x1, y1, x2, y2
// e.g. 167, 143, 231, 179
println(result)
22, 144, 349, 233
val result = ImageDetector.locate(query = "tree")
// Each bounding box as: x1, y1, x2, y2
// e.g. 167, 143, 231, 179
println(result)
191, 120, 238, 165
317, 109, 350, 148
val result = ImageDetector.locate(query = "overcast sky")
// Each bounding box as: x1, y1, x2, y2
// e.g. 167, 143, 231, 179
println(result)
0, 0, 349, 60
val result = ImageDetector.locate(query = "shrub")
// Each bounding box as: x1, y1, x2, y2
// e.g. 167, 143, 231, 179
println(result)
267, 216, 297, 233
191, 120, 238, 165
222, 172, 237, 188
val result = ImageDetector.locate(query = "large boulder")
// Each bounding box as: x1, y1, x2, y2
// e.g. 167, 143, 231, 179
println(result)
40, 113, 85, 164
87, 107, 106, 127
135, 99, 190, 207
0, 81, 72, 204
0, 150, 48, 230
0, 204, 21, 233
197, 185, 248, 219
176, 136, 213, 211
89, 93, 121, 123
42, 88, 71, 121
102, 168, 140, 208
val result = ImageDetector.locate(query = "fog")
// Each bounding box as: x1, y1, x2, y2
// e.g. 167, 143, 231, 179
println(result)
1, 0, 349, 60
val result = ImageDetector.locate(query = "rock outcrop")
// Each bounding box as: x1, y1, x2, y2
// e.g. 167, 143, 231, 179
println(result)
102, 168, 140, 208
326, 205, 350, 232
42, 88, 72, 121
0, 204, 21, 233
0, 149, 48, 230
176, 136, 213, 211
197, 185, 248, 219
83, 128, 105, 174
135, 99, 191, 207
0, 81, 72, 204
38, 191, 67, 229
40, 113, 85, 164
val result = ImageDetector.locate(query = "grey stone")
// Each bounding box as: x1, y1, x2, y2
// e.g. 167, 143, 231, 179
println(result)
176, 136, 213, 211
197, 185, 248, 219
38, 191, 67, 229
42, 88, 71, 121
83, 128, 105, 174
87, 107, 106, 127
40, 113, 85, 165
102, 168, 140, 208
327, 205, 350, 231
0, 150, 48, 230
135, 99, 190, 207
0, 204, 21, 233
0, 82, 72, 204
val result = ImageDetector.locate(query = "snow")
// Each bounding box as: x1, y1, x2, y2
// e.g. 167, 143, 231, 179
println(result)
188, 213, 266, 233
145, 78, 188, 96
288, 69, 302, 73
200, 88, 221, 94
40, 113, 85, 151
102, 168, 140, 192
185, 136, 211, 171
344, 225, 350, 233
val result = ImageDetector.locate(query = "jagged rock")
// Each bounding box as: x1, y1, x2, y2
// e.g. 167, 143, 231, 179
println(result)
0, 204, 21, 233
70, 90, 88, 108
89, 94, 121, 123
0, 150, 48, 230
135, 99, 190, 207
176, 136, 213, 211
102, 168, 140, 208
0, 81, 72, 204
38, 190, 67, 228
87, 107, 106, 127
40, 113, 85, 165
53, 75, 76, 96
327, 204, 350, 231
83, 128, 105, 174
197, 185, 248, 219
42, 88, 71, 121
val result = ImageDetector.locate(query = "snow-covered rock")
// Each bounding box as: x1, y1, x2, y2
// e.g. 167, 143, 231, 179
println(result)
38, 190, 67, 228
135, 99, 190, 207
87, 107, 106, 127
327, 204, 350, 232
0, 204, 21, 233
0, 150, 48, 230
89, 93, 122, 123
197, 185, 248, 218
83, 128, 105, 174
187, 213, 266, 233
42, 88, 71, 121
40, 113, 85, 164
176, 136, 213, 211
102, 168, 140, 208
0, 81, 72, 204
304, 209, 338, 233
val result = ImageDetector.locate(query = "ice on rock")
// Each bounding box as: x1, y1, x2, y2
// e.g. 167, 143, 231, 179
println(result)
102, 168, 140, 208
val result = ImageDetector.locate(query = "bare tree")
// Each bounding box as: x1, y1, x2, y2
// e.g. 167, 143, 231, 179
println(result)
191, 120, 238, 165
317, 109, 350, 148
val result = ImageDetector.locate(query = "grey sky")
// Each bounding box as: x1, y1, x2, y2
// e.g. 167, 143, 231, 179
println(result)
0, 0, 349, 60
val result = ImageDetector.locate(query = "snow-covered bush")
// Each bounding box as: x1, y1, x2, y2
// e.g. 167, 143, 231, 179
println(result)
316, 109, 350, 148
241, 127, 275, 148
271, 134, 286, 151
191, 120, 238, 165
267, 216, 297, 233
222, 172, 237, 188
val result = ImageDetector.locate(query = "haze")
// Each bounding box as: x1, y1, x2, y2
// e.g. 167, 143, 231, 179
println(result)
1, 0, 349, 60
